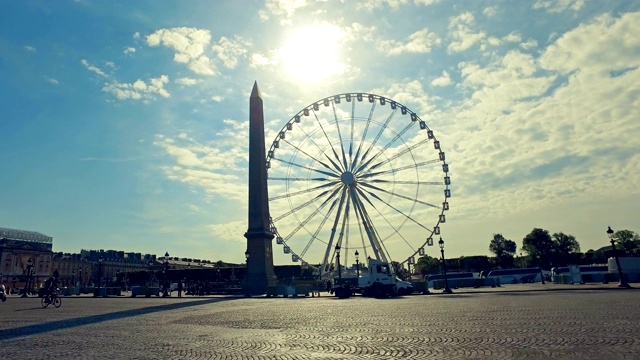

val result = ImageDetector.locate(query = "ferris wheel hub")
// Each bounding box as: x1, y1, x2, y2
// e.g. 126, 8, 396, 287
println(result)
341, 171, 355, 185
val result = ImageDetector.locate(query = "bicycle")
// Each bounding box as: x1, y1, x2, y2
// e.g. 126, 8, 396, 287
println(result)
41, 289, 61, 308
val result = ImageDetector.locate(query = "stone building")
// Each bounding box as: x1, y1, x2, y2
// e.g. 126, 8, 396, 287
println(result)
0, 227, 54, 290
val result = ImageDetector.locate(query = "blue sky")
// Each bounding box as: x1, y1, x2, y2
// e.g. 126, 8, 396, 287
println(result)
1, 0, 639, 266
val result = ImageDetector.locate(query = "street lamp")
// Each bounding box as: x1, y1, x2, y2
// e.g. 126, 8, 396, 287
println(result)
245, 250, 251, 297
71, 271, 75, 288
78, 266, 83, 295
21, 258, 33, 298
355, 250, 360, 278
608, 226, 630, 288
163, 251, 170, 297
95, 256, 103, 297
438, 237, 453, 294
335, 245, 342, 282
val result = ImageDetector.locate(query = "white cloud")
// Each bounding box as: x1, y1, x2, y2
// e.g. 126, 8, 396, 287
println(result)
146, 27, 216, 75
378, 28, 441, 56
520, 39, 538, 50
175, 77, 200, 86
503, 32, 522, 43
102, 75, 170, 101
357, 0, 438, 10
23, 45, 36, 52
373, 80, 434, 116
539, 12, 640, 75
533, 0, 585, 13
483, 6, 497, 17
250, 53, 273, 68
80, 59, 108, 77
154, 122, 248, 202
45, 77, 59, 85
207, 221, 246, 243
211, 95, 223, 102
212, 36, 249, 69
431, 70, 452, 87
259, 0, 322, 24
447, 12, 486, 53
123, 47, 136, 55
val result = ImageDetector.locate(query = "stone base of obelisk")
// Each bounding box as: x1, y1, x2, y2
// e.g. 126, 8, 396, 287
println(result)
244, 230, 278, 295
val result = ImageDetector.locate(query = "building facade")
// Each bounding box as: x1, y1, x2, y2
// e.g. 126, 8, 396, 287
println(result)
0, 227, 54, 290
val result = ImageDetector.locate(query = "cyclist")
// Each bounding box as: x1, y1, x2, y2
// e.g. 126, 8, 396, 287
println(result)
43, 276, 58, 299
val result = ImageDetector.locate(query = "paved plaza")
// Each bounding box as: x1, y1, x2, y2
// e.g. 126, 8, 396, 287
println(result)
1, 284, 639, 359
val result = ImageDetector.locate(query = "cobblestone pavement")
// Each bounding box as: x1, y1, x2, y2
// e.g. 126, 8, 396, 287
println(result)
1, 285, 639, 359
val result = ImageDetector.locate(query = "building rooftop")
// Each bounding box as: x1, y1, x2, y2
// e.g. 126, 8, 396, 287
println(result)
0, 226, 53, 244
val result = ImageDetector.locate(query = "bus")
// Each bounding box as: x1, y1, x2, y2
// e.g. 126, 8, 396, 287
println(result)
425, 272, 477, 289
552, 265, 608, 283
485, 268, 542, 284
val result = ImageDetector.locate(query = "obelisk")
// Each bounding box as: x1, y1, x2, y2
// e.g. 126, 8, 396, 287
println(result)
244, 81, 277, 294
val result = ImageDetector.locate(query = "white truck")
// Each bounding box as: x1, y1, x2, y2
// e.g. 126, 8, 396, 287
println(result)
333, 258, 414, 298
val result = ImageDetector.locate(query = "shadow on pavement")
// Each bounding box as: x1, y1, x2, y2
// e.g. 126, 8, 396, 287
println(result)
0, 297, 230, 340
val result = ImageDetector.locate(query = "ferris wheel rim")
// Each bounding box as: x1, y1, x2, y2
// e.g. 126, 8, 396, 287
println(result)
266, 92, 451, 270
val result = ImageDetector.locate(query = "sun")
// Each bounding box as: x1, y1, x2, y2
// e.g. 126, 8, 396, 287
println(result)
278, 23, 346, 82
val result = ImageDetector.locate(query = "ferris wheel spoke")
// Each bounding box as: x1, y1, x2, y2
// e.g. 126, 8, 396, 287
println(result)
358, 181, 443, 209
269, 177, 334, 182
350, 188, 388, 262
295, 120, 345, 173
356, 185, 431, 231
330, 101, 349, 171
322, 186, 350, 270
281, 138, 342, 175
312, 109, 346, 173
356, 119, 413, 175
284, 187, 342, 257
349, 100, 355, 167
336, 190, 353, 263
350, 102, 376, 172
354, 107, 398, 174
351, 186, 413, 252
364, 137, 430, 173
272, 186, 341, 223
370, 179, 445, 186
269, 180, 340, 201
351, 201, 372, 260
271, 157, 340, 179
300, 199, 338, 258
359, 158, 442, 179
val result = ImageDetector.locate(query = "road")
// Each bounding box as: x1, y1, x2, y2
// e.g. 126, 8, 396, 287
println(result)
1, 285, 638, 359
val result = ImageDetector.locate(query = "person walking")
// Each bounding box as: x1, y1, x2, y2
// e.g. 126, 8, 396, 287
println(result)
177, 281, 183, 298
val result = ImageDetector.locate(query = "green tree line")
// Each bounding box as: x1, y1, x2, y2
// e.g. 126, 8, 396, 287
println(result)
411, 228, 640, 276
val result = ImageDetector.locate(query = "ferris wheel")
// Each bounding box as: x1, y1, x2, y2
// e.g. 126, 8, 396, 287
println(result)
266, 93, 450, 278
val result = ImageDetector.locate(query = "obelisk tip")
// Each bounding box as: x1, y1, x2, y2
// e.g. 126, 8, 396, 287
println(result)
251, 81, 261, 99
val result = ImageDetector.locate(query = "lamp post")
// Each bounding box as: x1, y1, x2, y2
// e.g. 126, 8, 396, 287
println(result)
21, 258, 33, 298
163, 251, 170, 297
355, 250, 360, 278
71, 271, 75, 288
608, 226, 630, 288
78, 266, 83, 295
335, 245, 342, 282
438, 237, 453, 294
244, 250, 250, 297
95, 256, 103, 297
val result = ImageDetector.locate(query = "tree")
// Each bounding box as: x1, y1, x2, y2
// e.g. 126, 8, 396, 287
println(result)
522, 228, 554, 268
614, 229, 640, 253
489, 234, 517, 268
415, 255, 441, 275
552, 232, 581, 266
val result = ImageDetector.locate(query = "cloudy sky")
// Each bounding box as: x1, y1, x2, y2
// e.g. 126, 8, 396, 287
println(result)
1, 0, 638, 265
